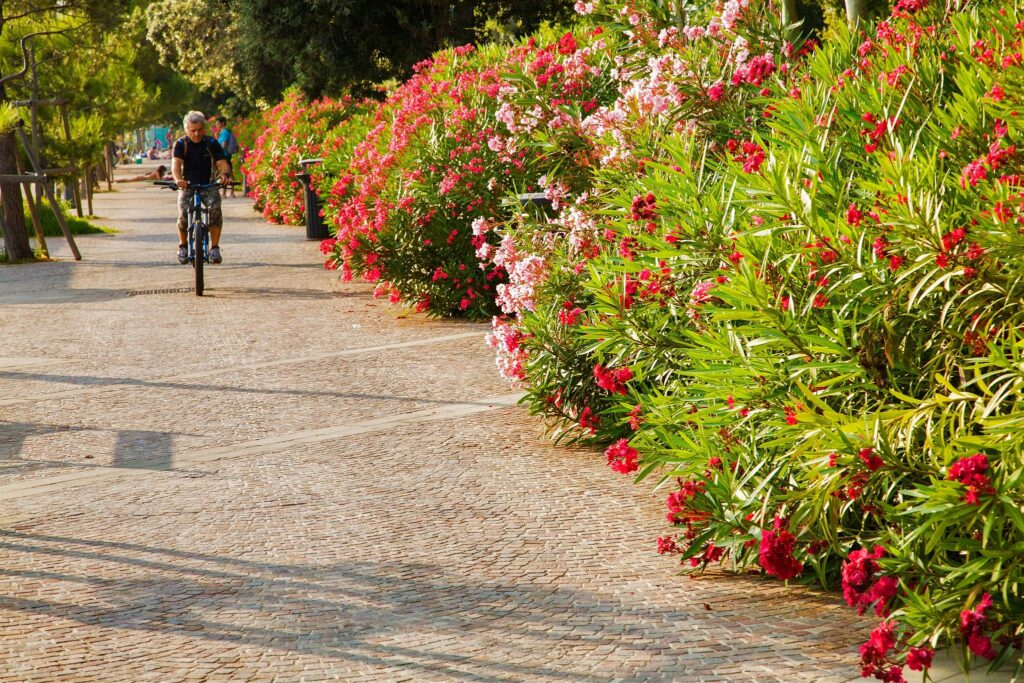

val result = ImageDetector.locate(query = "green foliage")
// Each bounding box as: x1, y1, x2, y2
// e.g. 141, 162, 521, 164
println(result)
26, 200, 109, 236
230, 0, 577, 100
488, 0, 1024, 674
144, 0, 252, 106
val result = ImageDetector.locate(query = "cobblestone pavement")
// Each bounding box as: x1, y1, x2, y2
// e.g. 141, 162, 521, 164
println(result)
0, 164, 884, 682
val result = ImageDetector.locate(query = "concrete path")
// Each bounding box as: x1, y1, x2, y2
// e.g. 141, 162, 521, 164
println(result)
0, 164, 982, 682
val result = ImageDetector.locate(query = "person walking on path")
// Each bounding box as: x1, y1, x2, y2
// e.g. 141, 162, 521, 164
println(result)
215, 116, 239, 198
172, 111, 232, 264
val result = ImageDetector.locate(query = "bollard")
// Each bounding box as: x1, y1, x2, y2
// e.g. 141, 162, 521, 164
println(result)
297, 157, 327, 240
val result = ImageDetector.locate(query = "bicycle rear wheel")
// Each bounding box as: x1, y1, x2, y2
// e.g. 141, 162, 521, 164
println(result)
193, 220, 205, 296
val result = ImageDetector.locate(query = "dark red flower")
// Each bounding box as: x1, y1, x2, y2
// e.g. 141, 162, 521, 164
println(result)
906, 647, 934, 672
843, 546, 896, 615
948, 453, 995, 505
859, 447, 884, 472
630, 192, 657, 221
758, 516, 804, 580
960, 593, 998, 659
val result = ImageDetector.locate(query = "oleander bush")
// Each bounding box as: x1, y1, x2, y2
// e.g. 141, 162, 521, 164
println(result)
243, 0, 1024, 677
240, 89, 365, 224
317, 29, 621, 318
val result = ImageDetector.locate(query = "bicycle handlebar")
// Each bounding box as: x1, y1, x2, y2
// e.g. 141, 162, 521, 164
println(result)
154, 180, 224, 190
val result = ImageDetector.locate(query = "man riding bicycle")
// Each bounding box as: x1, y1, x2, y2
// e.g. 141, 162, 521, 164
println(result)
172, 111, 232, 264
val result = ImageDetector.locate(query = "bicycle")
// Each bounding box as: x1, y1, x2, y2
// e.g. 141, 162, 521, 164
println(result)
156, 179, 222, 296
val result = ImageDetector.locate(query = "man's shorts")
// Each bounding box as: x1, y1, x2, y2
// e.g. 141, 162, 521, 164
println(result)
177, 187, 223, 231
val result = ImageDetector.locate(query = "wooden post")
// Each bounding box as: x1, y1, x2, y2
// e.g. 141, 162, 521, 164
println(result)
84, 163, 94, 216
104, 143, 113, 191
58, 104, 83, 218
15, 151, 47, 259
15, 122, 79, 260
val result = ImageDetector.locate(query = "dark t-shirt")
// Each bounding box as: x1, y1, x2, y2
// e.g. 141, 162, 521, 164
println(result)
172, 135, 226, 186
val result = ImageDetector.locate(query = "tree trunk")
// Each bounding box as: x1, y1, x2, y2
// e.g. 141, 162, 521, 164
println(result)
845, 0, 869, 26
0, 131, 32, 261
780, 0, 799, 41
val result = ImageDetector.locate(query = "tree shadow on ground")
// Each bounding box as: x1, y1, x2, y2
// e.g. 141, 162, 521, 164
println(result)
0, 529, 862, 682
0, 370, 503, 408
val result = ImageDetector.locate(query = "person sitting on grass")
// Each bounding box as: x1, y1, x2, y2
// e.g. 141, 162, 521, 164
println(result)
116, 165, 169, 183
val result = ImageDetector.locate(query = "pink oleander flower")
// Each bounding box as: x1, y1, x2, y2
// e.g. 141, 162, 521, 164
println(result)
486, 317, 528, 382
690, 279, 717, 306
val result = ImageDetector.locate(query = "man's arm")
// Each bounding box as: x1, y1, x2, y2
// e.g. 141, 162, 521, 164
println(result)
172, 157, 186, 189
216, 158, 231, 184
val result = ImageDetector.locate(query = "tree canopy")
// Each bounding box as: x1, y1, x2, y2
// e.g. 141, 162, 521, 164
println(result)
148, 0, 577, 103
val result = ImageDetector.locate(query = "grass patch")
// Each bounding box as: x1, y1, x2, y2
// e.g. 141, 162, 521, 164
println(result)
26, 201, 111, 236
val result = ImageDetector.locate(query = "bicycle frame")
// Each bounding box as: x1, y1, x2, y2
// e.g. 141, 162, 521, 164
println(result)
156, 180, 220, 296
185, 187, 212, 266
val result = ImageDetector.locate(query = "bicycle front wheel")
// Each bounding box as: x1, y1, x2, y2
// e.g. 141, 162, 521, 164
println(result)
193, 221, 205, 296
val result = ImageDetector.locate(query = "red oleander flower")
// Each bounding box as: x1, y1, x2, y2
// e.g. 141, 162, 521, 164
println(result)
630, 192, 657, 221
758, 516, 803, 580
847, 203, 864, 226
690, 542, 725, 567
859, 621, 904, 683
858, 447, 884, 472
593, 363, 633, 395
665, 479, 707, 525
843, 546, 897, 615
557, 302, 583, 325
906, 647, 934, 672
948, 453, 995, 504
604, 439, 639, 475
960, 593, 997, 659
627, 404, 643, 430
784, 406, 798, 425
578, 406, 599, 434
657, 536, 679, 554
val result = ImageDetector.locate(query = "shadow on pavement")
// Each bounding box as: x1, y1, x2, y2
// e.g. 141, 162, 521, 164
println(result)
0, 529, 860, 681
0, 369, 503, 408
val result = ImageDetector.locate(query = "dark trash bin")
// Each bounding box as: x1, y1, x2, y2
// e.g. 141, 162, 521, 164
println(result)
297, 157, 328, 240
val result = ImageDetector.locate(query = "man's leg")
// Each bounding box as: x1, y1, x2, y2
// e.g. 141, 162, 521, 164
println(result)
205, 188, 223, 248
176, 190, 189, 263
204, 188, 224, 263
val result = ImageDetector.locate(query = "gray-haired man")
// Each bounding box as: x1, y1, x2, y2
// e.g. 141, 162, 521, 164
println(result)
171, 111, 232, 264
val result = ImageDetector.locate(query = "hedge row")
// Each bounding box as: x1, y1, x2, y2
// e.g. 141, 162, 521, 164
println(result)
241, 1, 1024, 679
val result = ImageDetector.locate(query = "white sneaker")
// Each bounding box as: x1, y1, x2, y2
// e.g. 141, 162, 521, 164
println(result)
177, 245, 188, 264
210, 246, 222, 264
